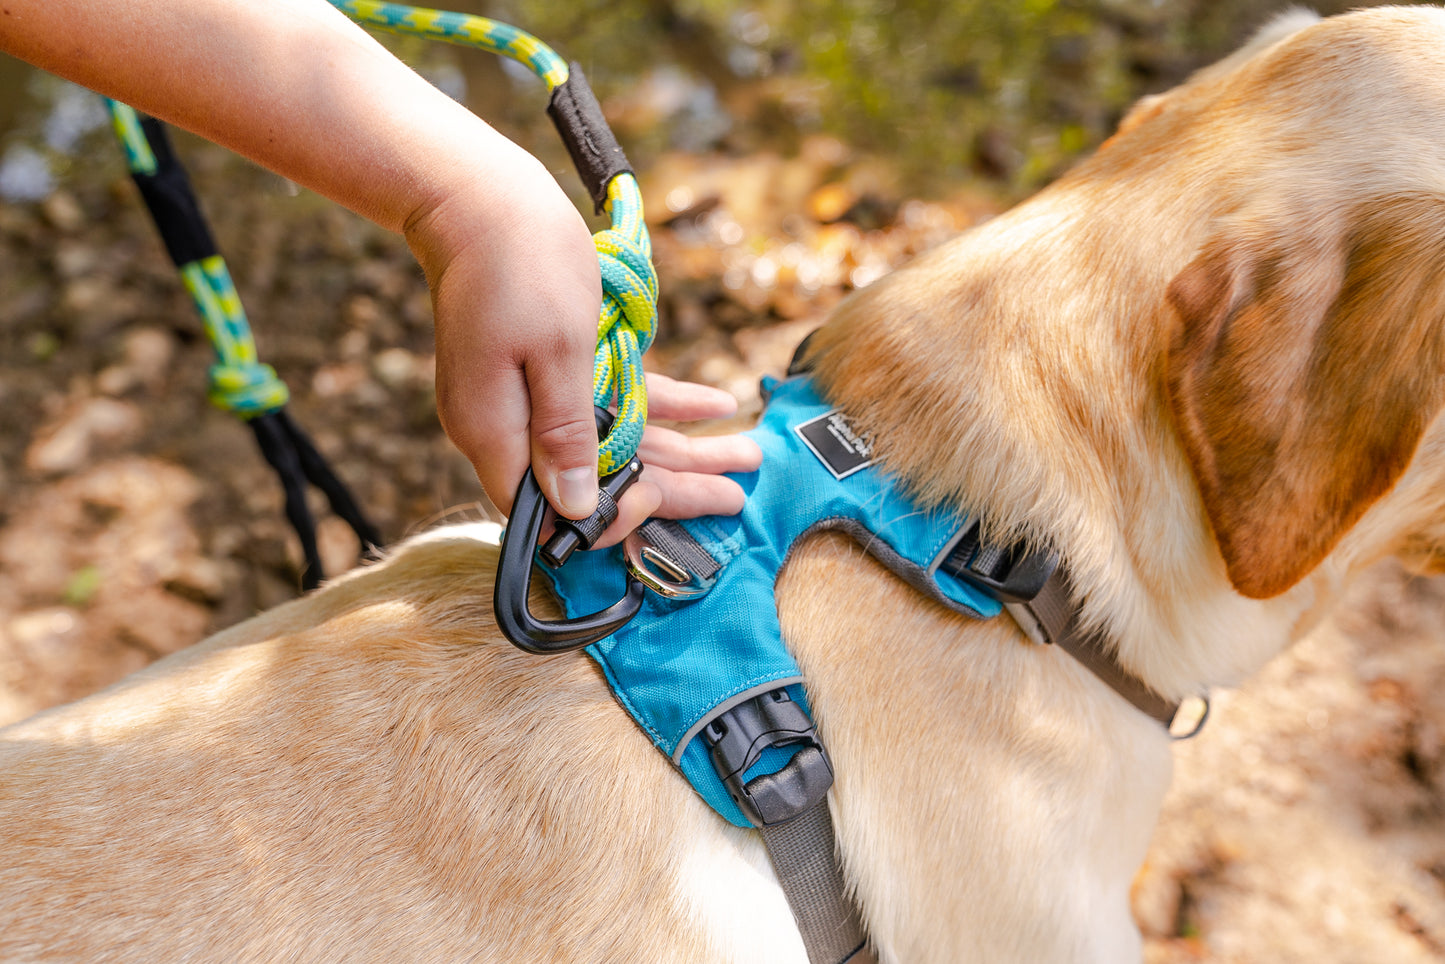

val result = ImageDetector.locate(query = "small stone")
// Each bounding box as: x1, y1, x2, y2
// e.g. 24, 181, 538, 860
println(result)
317, 516, 362, 582
372, 347, 416, 389
41, 191, 85, 232
25, 398, 144, 476
161, 556, 228, 605
312, 362, 367, 399
52, 241, 98, 279
343, 294, 386, 331
122, 328, 176, 388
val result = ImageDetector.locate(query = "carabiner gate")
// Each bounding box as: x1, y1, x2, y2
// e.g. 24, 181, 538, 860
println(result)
493, 407, 646, 654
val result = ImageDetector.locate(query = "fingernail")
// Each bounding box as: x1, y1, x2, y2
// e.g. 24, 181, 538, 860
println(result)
557, 466, 598, 518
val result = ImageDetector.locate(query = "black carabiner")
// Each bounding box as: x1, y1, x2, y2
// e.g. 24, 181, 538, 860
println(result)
493, 408, 646, 654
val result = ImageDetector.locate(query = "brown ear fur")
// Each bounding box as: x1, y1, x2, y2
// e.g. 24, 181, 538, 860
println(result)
1167, 195, 1445, 598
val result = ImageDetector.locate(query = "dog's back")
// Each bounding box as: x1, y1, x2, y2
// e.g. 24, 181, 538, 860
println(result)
0, 526, 803, 961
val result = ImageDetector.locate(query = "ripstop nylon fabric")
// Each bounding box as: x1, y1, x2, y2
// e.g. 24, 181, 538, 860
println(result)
544, 375, 1001, 826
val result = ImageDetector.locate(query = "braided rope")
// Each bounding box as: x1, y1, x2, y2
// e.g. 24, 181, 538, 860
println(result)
592, 174, 656, 473
331, 0, 569, 89
105, 100, 290, 417
180, 256, 290, 415
331, 0, 658, 472
104, 100, 157, 175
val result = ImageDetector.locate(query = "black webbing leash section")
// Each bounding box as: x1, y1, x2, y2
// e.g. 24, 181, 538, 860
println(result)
131, 117, 219, 267
249, 411, 324, 591
250, 410, 383, 591
123, 114, 384, 592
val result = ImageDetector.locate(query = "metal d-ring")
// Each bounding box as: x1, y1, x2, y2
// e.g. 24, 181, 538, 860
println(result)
624, 528, 717, 599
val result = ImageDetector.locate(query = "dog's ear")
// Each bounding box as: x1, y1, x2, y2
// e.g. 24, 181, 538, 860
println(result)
1166, 195, 1445, 598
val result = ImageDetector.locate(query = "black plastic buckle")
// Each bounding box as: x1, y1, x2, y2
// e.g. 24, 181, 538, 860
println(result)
703, 688, 834, 827
493, 407, 647, 655
940, 518, 1058, 603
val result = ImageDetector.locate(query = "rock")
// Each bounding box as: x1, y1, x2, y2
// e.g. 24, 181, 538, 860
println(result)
372, 347, 417, 389
338, 328, 370, 362
160, 556, 228, 605
96, 327, 176, 396
317, 515, 362, 582
311, 362, 368, 399
103, 586, 211, 657
343, 293, 386, 332
25, 397, 144, 476
40, 191, 84, 232
52, 240, 99, 279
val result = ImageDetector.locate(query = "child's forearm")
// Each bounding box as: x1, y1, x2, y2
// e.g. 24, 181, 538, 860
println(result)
0, 0, 511, 234
2, 0, 765, 530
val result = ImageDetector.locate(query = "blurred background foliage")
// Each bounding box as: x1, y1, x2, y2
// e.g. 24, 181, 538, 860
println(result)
443, 0, 1402, 195
3, 0, 1409, 207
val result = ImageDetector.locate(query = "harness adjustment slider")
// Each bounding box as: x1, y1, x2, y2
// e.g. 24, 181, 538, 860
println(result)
703, 688, 834, 827
941, 517, 1058, 603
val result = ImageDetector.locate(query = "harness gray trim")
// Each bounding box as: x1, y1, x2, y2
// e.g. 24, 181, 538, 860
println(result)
671, 676, 807, 765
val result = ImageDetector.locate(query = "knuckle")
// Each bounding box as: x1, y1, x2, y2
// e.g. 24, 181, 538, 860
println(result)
532, 417, 598, 457
437, 399, 489, 453
537, 317, 595, 360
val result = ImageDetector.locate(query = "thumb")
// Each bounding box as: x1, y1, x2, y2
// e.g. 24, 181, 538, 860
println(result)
527, 360, 600, 521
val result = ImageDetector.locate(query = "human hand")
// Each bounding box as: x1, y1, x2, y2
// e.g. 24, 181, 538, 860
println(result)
594, 372, 762, 547
405, 141, 759, 534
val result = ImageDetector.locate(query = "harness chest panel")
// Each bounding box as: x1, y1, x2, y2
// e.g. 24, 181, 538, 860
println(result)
545, 375, 1000, 827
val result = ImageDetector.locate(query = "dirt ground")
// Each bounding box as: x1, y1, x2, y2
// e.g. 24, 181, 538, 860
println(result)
4, 113, 1445, 963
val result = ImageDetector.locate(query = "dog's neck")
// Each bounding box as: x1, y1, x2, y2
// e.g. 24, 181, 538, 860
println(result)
804, 175, 1347, 702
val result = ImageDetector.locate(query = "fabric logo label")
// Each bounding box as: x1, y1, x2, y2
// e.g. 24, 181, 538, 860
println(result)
794, 409, 874, 479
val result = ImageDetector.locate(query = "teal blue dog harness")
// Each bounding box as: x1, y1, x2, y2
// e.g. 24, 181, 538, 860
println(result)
545, 374, 1028, 826
507, 369, 1192, 964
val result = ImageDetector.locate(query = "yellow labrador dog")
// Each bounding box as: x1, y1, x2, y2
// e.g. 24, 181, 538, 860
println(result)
7, 6, 1445, 961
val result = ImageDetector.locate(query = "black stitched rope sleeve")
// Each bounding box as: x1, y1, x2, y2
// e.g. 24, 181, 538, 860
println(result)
547, 63, 633, 214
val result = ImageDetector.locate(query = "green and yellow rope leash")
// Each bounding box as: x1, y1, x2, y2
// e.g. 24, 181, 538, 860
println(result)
103, 6, 655, 588
106, 99, 291, 416
332, 0, 659, 477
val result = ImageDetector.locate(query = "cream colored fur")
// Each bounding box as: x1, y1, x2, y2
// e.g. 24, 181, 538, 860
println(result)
8, 8, 1445, 961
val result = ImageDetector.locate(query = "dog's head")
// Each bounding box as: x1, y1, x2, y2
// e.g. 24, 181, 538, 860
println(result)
1134, 7, 1445, 599
805, 6, 1445, 684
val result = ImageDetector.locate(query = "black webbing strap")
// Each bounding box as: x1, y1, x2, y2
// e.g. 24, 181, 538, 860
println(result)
130, 118, 218, 267
547, 63, 633, 214
120, 114, 384, 594
1017, 569, 1180, 727
249, 409, 383, 591
759, 804, 877, 964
